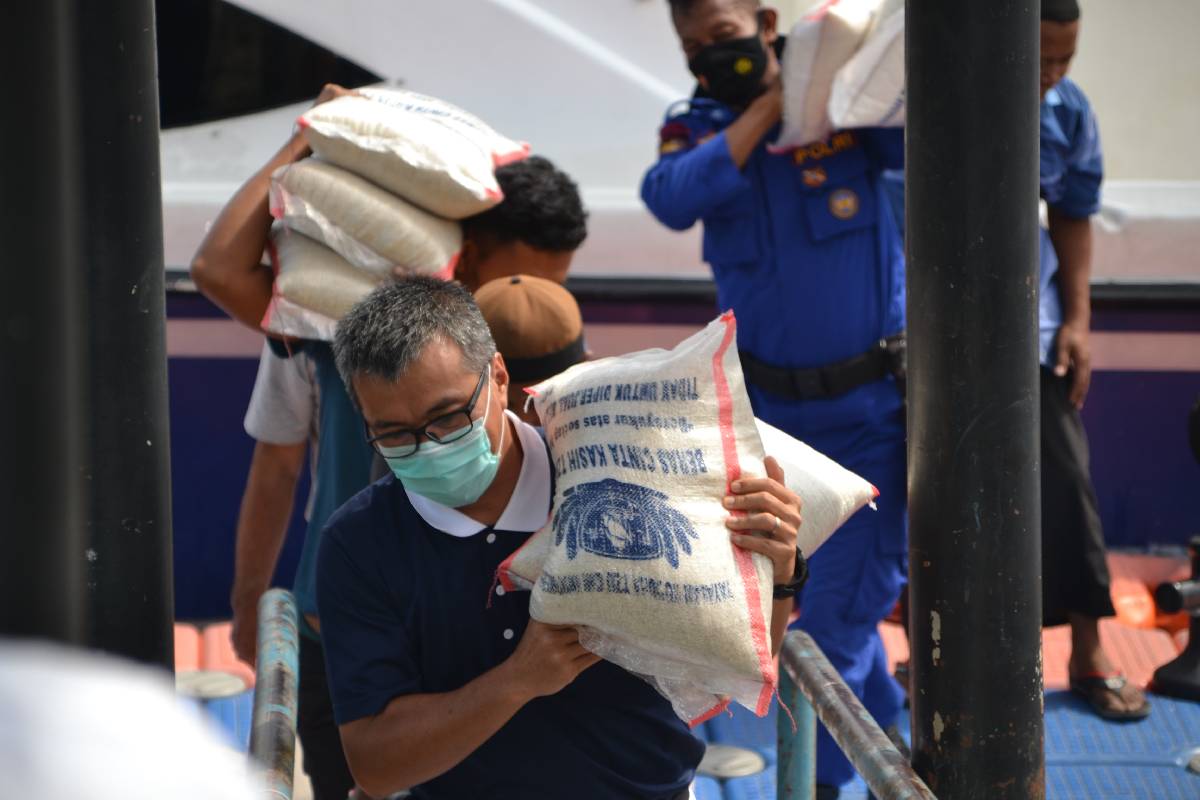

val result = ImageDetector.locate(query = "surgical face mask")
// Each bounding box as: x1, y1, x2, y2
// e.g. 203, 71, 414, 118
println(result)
688, 32, 769, 109
380, 375, 506, 508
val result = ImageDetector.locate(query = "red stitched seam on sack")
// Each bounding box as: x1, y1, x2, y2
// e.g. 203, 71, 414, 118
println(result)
689, 697, 731, 728
259, 237, 284, 331
803, 0, 838, 21
492, 143, 531, 168
435, 251, 461, 282
711, 311, 776, 715
495, 513, 551, 594
495, 550, 522, 594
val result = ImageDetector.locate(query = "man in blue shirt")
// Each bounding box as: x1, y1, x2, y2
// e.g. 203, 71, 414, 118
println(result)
316, 277, 804, 798
642, 1, 907, 793
191, 84, 590, 800
1038, 0, 1149, 720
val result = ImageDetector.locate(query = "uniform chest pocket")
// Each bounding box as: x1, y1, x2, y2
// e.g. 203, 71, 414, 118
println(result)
804, 174, 878, 242
702, 188, 760, 270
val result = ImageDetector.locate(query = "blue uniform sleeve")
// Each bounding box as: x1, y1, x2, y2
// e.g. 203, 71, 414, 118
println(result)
317, 525, 421, 726
641, 128, 751, 232
858, 127, 905, 171
1050, 93, 1103, 219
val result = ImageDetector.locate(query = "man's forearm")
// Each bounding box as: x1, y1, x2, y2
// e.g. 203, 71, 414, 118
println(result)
770, 597, 792, 656
342, 661, 533, 797
231, 442, 305, 606
190, 132, 310, 331
724, 90, 782, 168
1047, 209, 1093, 326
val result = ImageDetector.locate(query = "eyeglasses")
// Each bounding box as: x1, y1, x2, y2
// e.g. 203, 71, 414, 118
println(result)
364, 366, 489, 458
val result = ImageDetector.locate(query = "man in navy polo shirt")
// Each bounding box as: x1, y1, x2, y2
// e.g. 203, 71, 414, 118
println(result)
317, 277, 804, 799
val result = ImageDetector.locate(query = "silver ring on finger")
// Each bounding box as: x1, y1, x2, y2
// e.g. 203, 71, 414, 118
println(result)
772, 514, 781, 534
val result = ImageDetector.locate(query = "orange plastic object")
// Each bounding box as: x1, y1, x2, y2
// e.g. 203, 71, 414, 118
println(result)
201, 622, 257, 688
1107, 552, 1191, 635
1110, 575, 1157, 629
174, 623, 202, 672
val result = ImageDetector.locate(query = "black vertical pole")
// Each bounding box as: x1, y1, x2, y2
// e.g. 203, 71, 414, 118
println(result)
906, 1, 1045, 798
76, 0, 175, 669
0, 3, 86, 644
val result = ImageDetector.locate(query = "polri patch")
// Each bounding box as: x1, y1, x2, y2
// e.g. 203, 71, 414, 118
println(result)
802, 166, 828, 188
829, 188, 860, 220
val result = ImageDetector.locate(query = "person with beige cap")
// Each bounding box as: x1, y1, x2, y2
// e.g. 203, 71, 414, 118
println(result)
475, 274, 587, 425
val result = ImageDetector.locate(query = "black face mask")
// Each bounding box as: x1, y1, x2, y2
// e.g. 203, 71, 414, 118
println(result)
688, 33, 769, 109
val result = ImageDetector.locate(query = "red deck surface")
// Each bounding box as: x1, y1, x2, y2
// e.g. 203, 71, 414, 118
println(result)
878, 552, 1190, 691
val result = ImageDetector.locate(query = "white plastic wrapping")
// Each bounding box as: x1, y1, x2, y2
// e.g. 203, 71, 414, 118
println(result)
265, 225, 384, 328
270, 158, 462, 279
827, 0, 905, 129
771, 0, 877, 151
299, 88, 529, 219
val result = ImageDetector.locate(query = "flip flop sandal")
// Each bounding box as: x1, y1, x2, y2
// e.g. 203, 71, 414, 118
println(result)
1069, 673, 1152, 721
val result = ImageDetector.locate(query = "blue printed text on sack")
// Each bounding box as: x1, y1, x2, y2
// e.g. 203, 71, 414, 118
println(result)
539, 570, 733, 605
554, 444, 708, 477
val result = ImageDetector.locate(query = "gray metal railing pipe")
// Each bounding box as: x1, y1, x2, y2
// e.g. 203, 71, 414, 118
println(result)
249, 589, 301, 800
778, 630, 936, 800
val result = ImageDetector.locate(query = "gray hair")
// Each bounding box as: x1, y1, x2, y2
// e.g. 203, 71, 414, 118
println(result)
333, 278, 496, 403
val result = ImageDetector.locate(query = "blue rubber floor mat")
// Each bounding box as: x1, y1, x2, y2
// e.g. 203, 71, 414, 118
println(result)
708, 690, 1200, 799
1042, 690, 1200, 800
706, 704, 779, 761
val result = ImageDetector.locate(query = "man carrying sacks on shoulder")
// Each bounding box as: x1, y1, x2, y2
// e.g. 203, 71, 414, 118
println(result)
189, 84, 588, 800
317, 278, 804, 799
642, 2, 907, 795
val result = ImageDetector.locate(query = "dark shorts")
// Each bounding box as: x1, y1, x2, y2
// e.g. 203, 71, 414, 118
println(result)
298, 633, 356, 800
1040, 367, 1116, 626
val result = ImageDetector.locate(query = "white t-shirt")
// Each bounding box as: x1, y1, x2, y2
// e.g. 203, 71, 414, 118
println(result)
243, 342, 321, 519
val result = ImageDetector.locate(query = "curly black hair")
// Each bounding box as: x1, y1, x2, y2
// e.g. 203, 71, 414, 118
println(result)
668, 0, 759, 17
1042, 0, 1080, 23
463, 156, 588, 253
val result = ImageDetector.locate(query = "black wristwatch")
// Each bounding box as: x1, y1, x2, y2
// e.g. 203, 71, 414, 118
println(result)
772, 548, 809, 599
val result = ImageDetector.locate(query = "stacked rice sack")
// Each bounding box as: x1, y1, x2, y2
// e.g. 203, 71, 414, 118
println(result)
772, 0, 906, 151
497, 314, 878, 724
262, 87, 530, 340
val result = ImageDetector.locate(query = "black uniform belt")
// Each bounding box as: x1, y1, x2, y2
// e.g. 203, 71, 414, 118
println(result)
740, 334, 906, 401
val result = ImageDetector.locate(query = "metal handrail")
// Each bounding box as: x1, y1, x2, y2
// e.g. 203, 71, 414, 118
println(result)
778, 630, 936, 800
249, 589, 301, 800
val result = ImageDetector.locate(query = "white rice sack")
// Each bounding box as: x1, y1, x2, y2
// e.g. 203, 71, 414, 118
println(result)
498, 418, 877, 593
771, 0, 879, 151
500, 313, 777, 724
261, 294, 338, 342
270, 158, 462, 279
267, 227, 384, 323
828, 0, 905, 129
754, 419, 878, 557
298, 88, 529, 219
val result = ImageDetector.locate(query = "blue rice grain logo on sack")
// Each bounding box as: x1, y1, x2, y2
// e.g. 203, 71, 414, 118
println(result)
554, 478, 698, 568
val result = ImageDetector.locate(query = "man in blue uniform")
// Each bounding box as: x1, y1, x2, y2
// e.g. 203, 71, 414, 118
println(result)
643, 1, 906, 793
1038, 0, 1149, 720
